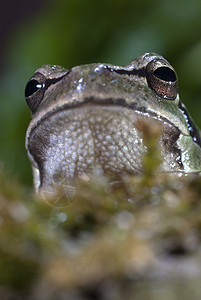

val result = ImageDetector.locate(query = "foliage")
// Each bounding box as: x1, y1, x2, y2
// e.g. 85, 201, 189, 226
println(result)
0, 1, 201, 298
0, 130, 201, 299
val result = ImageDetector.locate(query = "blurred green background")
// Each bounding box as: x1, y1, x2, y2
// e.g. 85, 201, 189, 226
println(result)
0, 0, 201, 187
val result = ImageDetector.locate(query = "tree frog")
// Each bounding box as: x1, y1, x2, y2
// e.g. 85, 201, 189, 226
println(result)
25, 53, 201, 192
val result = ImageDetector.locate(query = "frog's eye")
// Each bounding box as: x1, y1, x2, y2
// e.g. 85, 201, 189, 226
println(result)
25, 80, 44, 97
146, 59, 178, 100
154, 66, 176, 82
25, 73, 46, 114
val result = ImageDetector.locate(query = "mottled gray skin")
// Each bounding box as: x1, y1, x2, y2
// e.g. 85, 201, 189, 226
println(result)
25, 53, 201, 192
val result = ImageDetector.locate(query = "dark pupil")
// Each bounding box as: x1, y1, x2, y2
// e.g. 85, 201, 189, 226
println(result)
154, 67, 176, 82
25, 80, 43, 97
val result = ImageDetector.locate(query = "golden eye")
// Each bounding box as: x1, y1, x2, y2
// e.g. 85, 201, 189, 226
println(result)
146, 59, 178, 100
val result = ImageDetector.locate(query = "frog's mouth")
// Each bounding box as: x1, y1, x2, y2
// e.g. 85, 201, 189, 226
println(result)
27, 101, 184, 185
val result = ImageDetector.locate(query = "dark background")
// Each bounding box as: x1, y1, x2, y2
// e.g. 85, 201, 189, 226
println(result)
1, 0, 201, 186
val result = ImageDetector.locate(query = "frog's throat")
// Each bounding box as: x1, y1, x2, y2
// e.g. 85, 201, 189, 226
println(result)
26, 104, 185, 187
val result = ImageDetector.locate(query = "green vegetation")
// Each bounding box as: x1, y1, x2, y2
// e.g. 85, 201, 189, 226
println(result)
0, 128, 201, 299
1, 0, 201, 298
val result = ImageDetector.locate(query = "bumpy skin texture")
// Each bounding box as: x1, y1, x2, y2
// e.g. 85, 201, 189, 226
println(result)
25, 53, 201, 192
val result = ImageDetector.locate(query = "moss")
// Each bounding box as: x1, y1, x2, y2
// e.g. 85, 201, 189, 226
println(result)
0, 130, 201, 299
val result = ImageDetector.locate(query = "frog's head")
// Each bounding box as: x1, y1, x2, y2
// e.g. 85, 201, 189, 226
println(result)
25, 53, 201, 192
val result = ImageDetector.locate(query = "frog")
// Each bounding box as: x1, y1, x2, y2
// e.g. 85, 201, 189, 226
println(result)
25, 53, 201, 193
